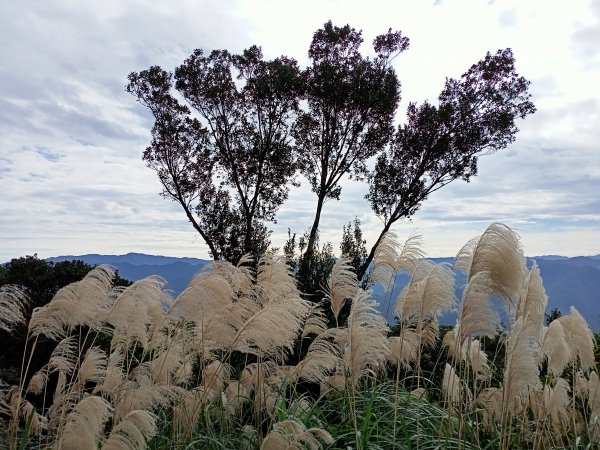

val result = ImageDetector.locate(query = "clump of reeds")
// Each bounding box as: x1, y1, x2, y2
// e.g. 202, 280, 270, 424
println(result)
0, 223, 597, 450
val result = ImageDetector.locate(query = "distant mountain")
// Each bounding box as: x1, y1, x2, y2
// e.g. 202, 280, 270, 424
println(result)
47, 253, 209, 295
48, 252, 206, 267
48, 252, 600, 331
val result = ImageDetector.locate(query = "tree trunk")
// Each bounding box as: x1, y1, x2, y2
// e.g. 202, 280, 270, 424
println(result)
299, 193, 326, 289
357, 220, 392, 282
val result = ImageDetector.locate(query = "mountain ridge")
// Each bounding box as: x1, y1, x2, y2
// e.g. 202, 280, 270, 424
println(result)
45, 252, 600, 331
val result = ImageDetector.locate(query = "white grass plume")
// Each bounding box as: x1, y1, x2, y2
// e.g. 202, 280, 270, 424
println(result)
394, 261, 455, 329
290, 333, 341, 383
342, 289, 389, 387
29, 265, 114, 340
103, 409, 157, 450
557, 306, 596, 371
58, 395, 112, 450
516, 262, 547, 345
261, 418, 333, 450
503, 317, 540, 413
541, 320, 571, 376
387, 329, 419, 369
455, 271, 500, 351
454, 223, 526, 309
324, 257, 359, 323
368, 232, 424, 290
0, 285, 30, 332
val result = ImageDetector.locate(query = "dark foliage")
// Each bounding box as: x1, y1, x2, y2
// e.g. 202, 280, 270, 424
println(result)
359, 49, 536, 279
128, 45, 303, 264
340, 217, 367, 276
296, 23, 407, 284
0, 255, 131, 384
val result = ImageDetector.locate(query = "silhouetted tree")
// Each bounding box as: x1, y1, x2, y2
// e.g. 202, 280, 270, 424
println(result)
128, 45, 303, 264
359, 49, 536, 280
340, 217, 367, 275
545, 306, 562, 325
294, 22, 408, 285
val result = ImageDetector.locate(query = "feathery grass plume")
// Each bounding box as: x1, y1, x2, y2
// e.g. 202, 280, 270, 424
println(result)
454, 223, 526, 311
586, 371, 600, 439
442, 363, 467, 411
387, 329, 419, 369
540, 320, 571, 376
223, 381, 249, 416
300, 303, 329, 338
502, 317, 540, 413
257, 255, 299, 305
290, 332, 341, 383
103, 409, 157, 450
74, 347, 107, 391
368, 232, 424, 290
320, 374, 346, 394
516, 262, 547, 345
6, 385, 46, 435
324, 257, 359, 323
394, 261, 455, 327
58, 395, 112, 450
201, 360, 231, 392
93, 348, 125, 398
47, 336, 79, 401
173, 385, 220, 435
112, 371, 182, 423
0, 285, 30, 332
228, 293, 312, 359
261, 418, 333, 450
543, 377, 571, 428
148, 341, 193, 385
240, 361, 277, 396
99, 276, 168, 351
342, 289, 389, 387
557, 306, 596, 371
29, 265, 115, 340
453, 271, 500, 355
462, 339, 491, 381
476, 387, 503, 429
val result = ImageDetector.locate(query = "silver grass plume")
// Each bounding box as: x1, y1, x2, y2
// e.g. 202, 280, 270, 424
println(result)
515, 262, 547, 346
540, 320, 571, 376
394, 260, 455, 328
324, 257, 359, 323
557, 306, 596, 371
454, 223, 526, 312
29, 265, 115, 340
368, 232, 424, 290
103, 409, 157, 450
387, 329, 419, 368
0, 285, 30, 333
261, 418, 333, 450
58, 395, 112, 450
98, 276, 168, 351
290, 331, 341, 383
342, 289, 389, 387
503, 317, 540, 413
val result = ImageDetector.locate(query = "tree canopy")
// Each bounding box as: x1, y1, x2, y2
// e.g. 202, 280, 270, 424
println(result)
129, 21, 535, 285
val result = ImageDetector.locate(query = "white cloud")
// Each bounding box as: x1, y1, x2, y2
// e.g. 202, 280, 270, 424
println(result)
1, 0, 599, 262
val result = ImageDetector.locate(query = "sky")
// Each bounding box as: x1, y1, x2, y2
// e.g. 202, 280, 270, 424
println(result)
1, 0, 599, 262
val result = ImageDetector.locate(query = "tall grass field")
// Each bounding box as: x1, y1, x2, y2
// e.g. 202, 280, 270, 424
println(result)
1, 223, 598, 449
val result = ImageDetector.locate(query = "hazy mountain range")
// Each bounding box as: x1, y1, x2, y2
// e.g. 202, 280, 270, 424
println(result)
48, 252, 600, 331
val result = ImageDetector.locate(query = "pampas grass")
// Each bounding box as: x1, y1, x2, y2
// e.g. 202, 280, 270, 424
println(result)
1, 224, 599, 450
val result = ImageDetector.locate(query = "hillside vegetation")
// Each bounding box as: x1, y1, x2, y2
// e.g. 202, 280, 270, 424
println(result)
1, 223, 598, 449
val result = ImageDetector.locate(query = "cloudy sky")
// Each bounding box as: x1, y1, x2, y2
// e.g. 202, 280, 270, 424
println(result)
1, 0, 599, 262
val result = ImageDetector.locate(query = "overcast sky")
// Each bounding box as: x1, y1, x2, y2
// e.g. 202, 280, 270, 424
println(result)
1, 0, 599, 262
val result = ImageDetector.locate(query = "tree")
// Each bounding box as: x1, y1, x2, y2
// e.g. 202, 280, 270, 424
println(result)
545, 307, 562, 325
340, 217, 367, 275
359, 48, 535, 280
294, 22, 408, 283
127, 45, 303, 264
129, 22, 534, 285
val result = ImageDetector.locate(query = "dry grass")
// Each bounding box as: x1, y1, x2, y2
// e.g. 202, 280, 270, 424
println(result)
1, 223, 598, 450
